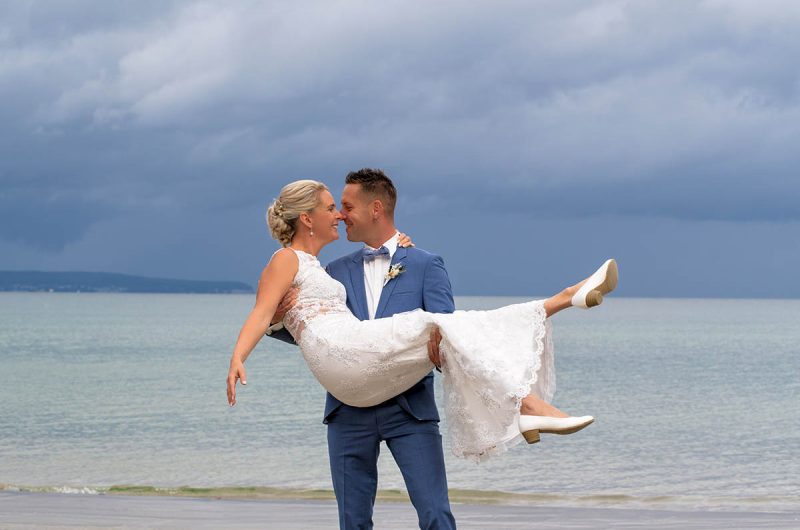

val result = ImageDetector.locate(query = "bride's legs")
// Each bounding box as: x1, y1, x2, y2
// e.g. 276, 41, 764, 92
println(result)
519, 263, 614, 439
543, 285, 577, 318
543, 277, 588, 318
534, 286, 583, 418
531, 280, 595, 418
520, 394, 569, 418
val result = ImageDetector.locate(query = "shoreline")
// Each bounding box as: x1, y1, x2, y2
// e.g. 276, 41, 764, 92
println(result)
1, 491, 798, 530
2, 484, 797, 514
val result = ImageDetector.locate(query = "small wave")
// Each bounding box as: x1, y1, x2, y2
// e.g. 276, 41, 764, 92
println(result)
53, 486, 101, 495
1, 484, 100, 495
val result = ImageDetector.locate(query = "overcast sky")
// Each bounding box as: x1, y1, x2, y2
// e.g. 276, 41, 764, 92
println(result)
2, 0, 799, 297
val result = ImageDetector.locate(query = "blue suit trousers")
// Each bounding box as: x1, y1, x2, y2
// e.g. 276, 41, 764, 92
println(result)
327, 399, 456, 530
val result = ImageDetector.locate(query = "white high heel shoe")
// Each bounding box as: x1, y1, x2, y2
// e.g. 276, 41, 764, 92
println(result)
518, 415, 595, 444
571, 259, 618, 309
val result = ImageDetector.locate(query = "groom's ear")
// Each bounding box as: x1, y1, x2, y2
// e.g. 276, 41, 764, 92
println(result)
371, 198, 385, 220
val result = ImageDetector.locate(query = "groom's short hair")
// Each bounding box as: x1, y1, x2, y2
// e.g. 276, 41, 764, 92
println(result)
345, 168, 397, 218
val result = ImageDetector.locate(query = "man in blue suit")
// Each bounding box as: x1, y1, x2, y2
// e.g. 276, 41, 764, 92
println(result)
269, 168, 456, 530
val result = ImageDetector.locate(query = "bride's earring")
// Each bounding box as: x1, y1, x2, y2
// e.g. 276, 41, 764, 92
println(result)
310, 226, 314, 237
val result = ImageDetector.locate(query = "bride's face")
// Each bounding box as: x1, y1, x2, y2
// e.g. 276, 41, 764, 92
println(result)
307, 190, 343, 243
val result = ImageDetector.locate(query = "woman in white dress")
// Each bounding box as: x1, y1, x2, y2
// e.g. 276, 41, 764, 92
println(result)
226, 180, 618, 461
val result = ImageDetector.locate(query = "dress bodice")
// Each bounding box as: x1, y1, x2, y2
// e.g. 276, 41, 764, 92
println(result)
283, 248, 350, 341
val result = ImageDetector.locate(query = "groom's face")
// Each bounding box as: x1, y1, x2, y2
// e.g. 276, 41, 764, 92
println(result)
340, 183, 372, 242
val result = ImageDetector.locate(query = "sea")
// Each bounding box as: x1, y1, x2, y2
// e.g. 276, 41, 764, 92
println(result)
1, 293, 798, 513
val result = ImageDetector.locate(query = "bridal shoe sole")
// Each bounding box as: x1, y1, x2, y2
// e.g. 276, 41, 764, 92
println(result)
595, 259, 618, 301
577, 259, 618, 309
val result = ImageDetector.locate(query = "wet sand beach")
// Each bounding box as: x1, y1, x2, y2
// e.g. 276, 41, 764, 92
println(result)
1, 492, 798, 530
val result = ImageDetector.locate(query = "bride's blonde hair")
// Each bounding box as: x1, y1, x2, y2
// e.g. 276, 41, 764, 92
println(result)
267, 180, 329, 246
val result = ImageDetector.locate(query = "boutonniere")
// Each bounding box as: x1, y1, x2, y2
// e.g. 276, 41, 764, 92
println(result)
384, 263, 406, 286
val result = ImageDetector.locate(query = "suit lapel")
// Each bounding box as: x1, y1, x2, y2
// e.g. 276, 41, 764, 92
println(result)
375, 246, 408, 319
347, 253, 369, 321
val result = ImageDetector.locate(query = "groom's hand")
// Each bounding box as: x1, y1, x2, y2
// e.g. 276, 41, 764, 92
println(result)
271, 286, 299, 325
427, 327, 443, 371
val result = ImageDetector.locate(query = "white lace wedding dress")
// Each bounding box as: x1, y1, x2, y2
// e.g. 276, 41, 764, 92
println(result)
283, 249, 556, 461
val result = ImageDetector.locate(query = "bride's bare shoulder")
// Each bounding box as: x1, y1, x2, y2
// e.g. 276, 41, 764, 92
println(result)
263, 247, 299, 275
255, 248, 300, 298
271, 247, 298, 260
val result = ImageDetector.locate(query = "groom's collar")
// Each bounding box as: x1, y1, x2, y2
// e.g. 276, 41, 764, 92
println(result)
369, 232, 400, 258
349, 232, 401, 262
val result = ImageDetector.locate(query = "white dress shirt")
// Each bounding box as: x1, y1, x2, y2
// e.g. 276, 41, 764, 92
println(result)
364, 232, 399, 320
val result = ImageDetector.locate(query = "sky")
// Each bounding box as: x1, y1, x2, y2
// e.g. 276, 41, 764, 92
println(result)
1, 0, 799, 297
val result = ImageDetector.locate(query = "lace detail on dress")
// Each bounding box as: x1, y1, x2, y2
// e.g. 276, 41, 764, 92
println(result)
282, 249, 350, 344
436, 301, 555, 462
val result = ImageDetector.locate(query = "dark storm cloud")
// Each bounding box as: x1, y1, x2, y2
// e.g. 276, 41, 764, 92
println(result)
0, 188, 111, 251
1, 1, 799, 294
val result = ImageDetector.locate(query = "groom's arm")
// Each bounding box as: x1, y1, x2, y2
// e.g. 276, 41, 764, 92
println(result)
422, 255, 455, 314
422, 254, 454, 370
265, 325, 296, 345
263, 287, 299, 345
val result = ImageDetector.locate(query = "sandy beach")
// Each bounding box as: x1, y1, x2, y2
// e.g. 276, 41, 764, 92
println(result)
1, 492, 798, 530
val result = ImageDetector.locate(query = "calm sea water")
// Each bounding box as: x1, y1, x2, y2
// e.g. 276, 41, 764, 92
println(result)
0, 293, 798, 512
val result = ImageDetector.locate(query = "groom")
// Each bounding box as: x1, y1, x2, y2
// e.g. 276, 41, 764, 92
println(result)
269, 168, 457, 530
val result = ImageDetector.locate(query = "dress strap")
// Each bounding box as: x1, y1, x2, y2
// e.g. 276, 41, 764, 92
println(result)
283, 247, 320, 267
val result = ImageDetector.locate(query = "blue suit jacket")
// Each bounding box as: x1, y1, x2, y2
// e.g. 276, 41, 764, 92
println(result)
269, 245, 455, 422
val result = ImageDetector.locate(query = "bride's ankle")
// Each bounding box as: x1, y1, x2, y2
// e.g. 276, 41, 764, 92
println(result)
520, 396, 570, 418
565, 280, 584, 298
558, 286, 577, 309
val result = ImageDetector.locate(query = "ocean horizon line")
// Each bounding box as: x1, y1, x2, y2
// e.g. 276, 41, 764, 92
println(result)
1, 291, 798, 301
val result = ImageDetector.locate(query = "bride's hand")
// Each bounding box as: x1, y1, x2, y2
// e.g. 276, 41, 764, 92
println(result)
226, 359, 247, 406
397, 232, 415, 248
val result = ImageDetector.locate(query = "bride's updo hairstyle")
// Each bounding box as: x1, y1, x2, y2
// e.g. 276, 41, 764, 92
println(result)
267, 180, 329, 247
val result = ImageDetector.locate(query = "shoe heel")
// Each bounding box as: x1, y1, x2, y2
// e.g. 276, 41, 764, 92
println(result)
585, 290, 603, 308
522, 429, 540, 444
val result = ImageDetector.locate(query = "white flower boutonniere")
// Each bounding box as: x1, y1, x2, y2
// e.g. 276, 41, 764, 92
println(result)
384, 263, 406, 286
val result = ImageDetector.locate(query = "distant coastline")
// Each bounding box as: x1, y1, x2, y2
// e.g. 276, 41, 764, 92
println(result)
0, 271, 253, 294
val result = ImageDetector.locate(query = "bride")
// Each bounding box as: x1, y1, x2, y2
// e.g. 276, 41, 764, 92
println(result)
226, 180, 618, 460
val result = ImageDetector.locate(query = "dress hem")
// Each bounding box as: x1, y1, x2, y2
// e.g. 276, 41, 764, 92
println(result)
451, 300, 555, 463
